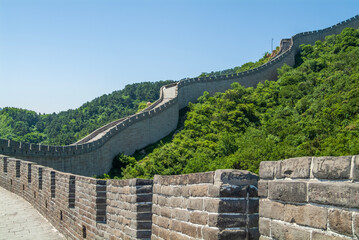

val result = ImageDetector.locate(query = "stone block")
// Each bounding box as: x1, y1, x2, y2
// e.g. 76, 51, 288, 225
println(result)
169, 231, 191, 240
312, 232, 349, 240
218, 229, 247, 240
258, 180, 268, 197
173, 208, 189, 221
248, 185, 258, 197
209, 213, 246, 228
259, 199, 284, 220
188, 198, 203, 210
328, 209, 352, 236
280, 157, 311, 179
189, 211, 208, 225
271, 221, 310, 240
218, 199, 246, 213
259, 218, 270, 237
219, 184, 248, 198
268, 181, 307, 203
190, 184, 208, 197
354, 213, 359, 238
215, 169, 258, 185
204, 198, 220, 212
248, 199, 259, 214
199, 171, 215, 183
312, 156, 351, 179
169, 219, 182, 232
248, 228, 260, 240
181, 222, 199, 238
259, 161, 280, 179
202, 227, 219, 240
308, 182, 359, 208
284, 204, 327, 229
248, 214, 259, 228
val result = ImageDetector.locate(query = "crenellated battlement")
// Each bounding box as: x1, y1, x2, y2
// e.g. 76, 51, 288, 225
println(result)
1, 154, 358, 239
1, 15, 358, 177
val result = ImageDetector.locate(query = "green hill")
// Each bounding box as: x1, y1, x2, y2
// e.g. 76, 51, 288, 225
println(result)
114, 27, 359, 179
0, 81, 173, 145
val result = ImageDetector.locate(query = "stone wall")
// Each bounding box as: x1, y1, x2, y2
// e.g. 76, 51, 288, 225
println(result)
258, 156, 359, 240
1, 15, 358, 177
151, 170, 259, 240
2, 154, 359, 239
0, 155, 153, 240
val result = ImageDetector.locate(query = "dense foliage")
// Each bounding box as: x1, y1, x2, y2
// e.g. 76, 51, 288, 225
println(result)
115, 28, 359, 179
0, 81, 173, 145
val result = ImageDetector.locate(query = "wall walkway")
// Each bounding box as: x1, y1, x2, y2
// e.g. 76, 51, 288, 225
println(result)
0, 15, 358, 177
0, 186, 65, 240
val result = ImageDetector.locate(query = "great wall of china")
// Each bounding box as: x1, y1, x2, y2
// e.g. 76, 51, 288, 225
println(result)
0, 15, 359, 240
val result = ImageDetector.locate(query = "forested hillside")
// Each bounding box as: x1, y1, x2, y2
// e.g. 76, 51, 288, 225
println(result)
0, 81, 173, 145
114, 28, 359, 179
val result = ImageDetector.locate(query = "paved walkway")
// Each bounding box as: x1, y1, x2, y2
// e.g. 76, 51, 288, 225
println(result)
0, 187, 65, 240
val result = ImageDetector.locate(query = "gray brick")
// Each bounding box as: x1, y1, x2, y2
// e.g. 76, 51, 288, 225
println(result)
308, 182, 359, 208
312, 156, 351, 179
268, 181, 307, 203
280, 157, 311, 179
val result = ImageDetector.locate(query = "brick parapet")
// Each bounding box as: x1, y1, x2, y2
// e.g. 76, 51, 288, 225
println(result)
152, 170, 259, 240
0, 154, 154, 240
259, 156, 359, 240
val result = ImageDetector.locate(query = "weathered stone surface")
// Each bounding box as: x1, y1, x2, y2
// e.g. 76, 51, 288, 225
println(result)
219, 184, 248, 198
280, 157, 311, 179
181, 222, 199, 238
284, 204, 327, 229
259, 236, 271, 240
190, 184, 208, 197
271, 221, 310, 240
215, 169, 258, 185
218, 199, 246, 213
218, 229, 247, 240
258, 180, 268, 197
248, 199, 259, 214
268, 181, 307, 203
259, 199, 284, 220
201, 227, 219, 240
328, 209, 352, 236
189, 211, 208, 225
354, 213, 359, 238
248, 228, 260, 240
353, 156, 359, 181
312, 232, 348, 240
308, 182, 359, 208
312, 156, 351, 179
209, 214, 246, 228
259, 161, 280, 180
259, 218, 270, 237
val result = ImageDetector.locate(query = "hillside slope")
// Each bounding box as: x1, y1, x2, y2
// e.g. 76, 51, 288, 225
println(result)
0, 81, 173, 145
116, 28, 359, 179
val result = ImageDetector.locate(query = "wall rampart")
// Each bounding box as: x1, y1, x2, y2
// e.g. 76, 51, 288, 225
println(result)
0, 15, 358, 177
152, 170, 259, 240
258, 156, 359, 240
2, 154, 358, 239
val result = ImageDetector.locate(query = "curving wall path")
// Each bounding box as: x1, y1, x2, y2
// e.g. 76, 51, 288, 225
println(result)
0, 15, 359, 177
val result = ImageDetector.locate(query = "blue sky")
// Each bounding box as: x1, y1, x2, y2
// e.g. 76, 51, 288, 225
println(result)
0, 0, 358, 113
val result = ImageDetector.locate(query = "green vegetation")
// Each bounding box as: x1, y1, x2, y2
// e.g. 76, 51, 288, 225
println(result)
198, 47, 280, 78
0, 81, 173, 145
115, 28, 359, 179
